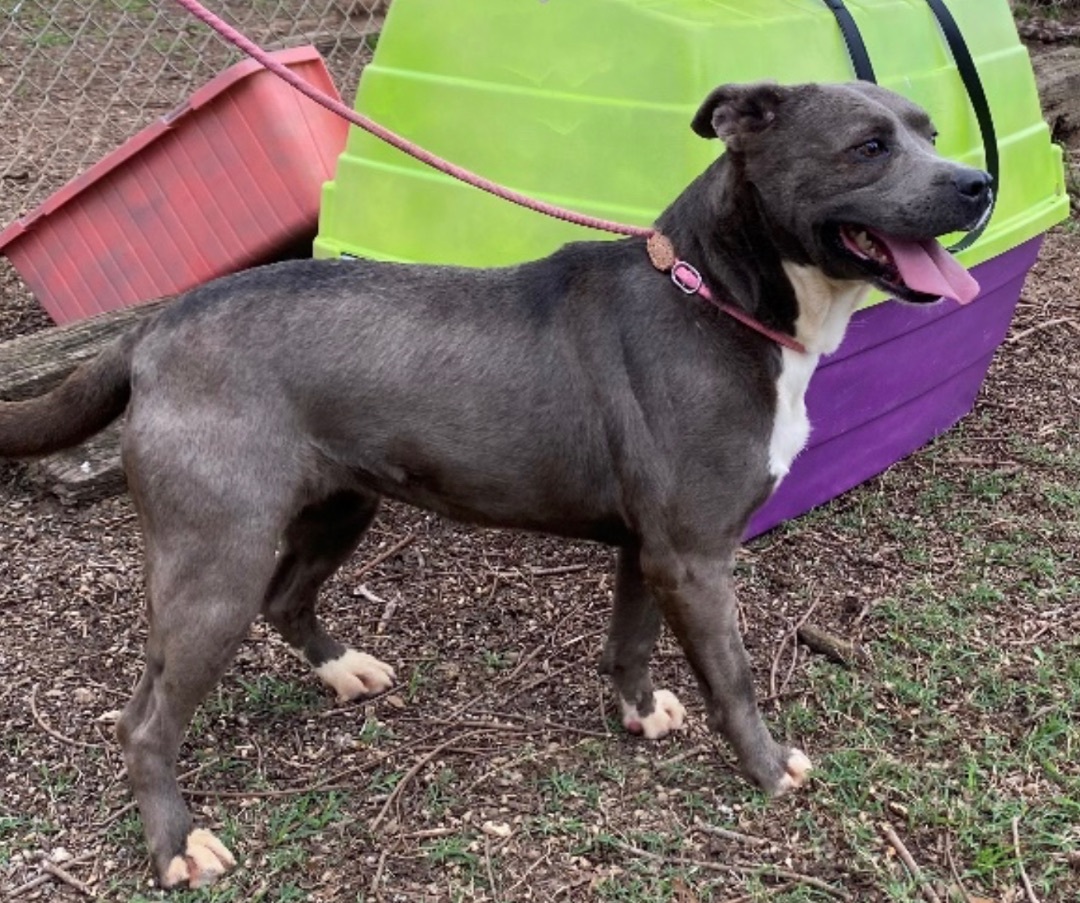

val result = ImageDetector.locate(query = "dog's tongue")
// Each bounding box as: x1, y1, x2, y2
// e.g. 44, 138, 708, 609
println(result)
874, 232, 981, 304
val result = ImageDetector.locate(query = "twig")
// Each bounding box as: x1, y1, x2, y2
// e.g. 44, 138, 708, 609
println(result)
604, 837, 849, 899
693, 819, 770, 847
370, 846, 390, 900
41, 861, 97, 898
493, 562, 592, 578
881, 823, 942, 903
528, 562, 592, 577
500, 658, 581, 706
1008, 317, 1079, 345
375, 593, 398, 635
6, 853, 95, 898
467, 710, 610, 738
29, 684, 107, 750
718, 888, 794, 903
796, 624, 868, 668
92, 800, 137, 830
370, 731, 480, 832
768, 596, 822, 699
503, 847, 551, 899
659, 742, 712, 770
353, 532, 416, 580
354, 584, 386, 605
945, 839, 973, 903
1011, 816, 1041, 903
484, 835, 499, 902
6, 872, 53, 897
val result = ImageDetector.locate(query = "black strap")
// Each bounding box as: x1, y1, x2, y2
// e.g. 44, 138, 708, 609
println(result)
923, 0, 998, 251
821, 0, 877, 82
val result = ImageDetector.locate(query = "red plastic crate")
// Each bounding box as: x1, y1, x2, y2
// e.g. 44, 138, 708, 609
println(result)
0, 46, 349, 324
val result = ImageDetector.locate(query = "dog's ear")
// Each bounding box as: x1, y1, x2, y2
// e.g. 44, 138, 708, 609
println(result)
691, 83, 787, 149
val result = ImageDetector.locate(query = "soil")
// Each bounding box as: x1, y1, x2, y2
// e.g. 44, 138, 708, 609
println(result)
1, 8, 1078, 903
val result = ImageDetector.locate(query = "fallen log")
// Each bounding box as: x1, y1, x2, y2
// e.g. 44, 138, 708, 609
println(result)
1030, 44, 1080, 147
0, 298, 169, 401
0, 298, 170, 503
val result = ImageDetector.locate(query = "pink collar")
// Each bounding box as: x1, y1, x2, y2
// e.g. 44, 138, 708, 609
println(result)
647, 233, 808, 355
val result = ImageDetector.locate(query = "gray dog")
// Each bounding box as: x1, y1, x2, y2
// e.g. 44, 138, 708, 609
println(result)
0, 81, 990, 888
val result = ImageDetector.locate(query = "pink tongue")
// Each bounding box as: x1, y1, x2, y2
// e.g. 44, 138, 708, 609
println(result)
873, 232, 981, 304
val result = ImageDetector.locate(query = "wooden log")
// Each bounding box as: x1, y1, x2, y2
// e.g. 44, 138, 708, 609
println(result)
0, 299, 170, 503
0, 298, 169, 402
1030, 44, 1080, 148
26, 425, 127, 505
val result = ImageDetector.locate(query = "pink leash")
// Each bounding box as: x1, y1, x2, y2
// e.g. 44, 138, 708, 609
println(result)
168, 0, 806, 354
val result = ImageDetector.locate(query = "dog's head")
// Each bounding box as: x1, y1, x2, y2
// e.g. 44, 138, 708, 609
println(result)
692, 81, 991, 304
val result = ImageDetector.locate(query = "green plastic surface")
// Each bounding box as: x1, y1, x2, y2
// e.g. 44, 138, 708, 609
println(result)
315, 0, 1067, 275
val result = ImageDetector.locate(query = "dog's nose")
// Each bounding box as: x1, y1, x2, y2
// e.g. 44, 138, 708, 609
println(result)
953, 169, 992, 201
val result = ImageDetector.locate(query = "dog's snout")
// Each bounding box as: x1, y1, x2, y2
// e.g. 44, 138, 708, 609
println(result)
953, 169, 992, 201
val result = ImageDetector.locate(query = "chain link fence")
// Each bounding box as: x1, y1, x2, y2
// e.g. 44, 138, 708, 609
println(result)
0, 0, 386, 228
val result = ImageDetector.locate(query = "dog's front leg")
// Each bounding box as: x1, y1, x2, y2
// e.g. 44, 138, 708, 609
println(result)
642, 547, 811, 795
599, 544, 686, 739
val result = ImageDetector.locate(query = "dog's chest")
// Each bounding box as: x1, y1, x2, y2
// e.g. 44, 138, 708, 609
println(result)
768, 349, 819, 481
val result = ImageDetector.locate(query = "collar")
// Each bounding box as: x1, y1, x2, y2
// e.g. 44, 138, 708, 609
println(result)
647, 232, 808, 355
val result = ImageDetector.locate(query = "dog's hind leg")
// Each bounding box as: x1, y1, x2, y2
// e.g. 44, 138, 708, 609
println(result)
116, 517, 279, 889
598, 544, 686, 739
262, 489, 395, 703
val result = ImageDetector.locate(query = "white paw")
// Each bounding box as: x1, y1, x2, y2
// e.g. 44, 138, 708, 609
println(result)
620, 689, 686, 739
773, 748, 813, 795
315, 649, 396, 702
161, 828, 236, 889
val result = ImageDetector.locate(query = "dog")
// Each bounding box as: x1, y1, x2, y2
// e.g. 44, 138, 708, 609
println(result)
0, 81, 990, 888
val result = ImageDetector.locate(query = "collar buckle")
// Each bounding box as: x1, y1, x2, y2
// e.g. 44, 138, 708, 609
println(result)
670, 260, 703, 294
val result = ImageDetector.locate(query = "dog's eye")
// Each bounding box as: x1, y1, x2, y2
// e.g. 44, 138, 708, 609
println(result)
930, 131, 939, 146
855, 139, 889, 160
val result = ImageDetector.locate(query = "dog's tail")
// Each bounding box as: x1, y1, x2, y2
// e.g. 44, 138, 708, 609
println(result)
0, 324, 145, 458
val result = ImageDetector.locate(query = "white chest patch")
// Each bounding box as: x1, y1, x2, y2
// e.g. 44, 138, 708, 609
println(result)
769, 347, 820, 481
767, 262, 869, 483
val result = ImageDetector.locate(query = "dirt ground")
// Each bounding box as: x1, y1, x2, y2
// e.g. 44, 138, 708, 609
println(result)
1, 9, 1079, 903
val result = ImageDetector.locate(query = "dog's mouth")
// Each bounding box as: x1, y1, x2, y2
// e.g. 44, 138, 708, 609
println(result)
834, 225, 980, 304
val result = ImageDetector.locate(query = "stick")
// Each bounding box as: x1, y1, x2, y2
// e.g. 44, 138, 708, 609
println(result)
1011, 816, 1041, 903
375, 594, 398, 635
659, 743, 712, 770
945, 840, 974, 903
881, 823, 942, 903
6, 853, 95, 898
604, 837, 849, 900
369, 847, 390, 900
41, 861, 97, 898
484, 835, 499, 901
693, 820, 770, 847
492, 563, 591, 578
499, 659, 580, 707
1008, 317, 1079, 345
796, 624, 868, 668
768, 596, 822, 699
29, 685, 107, 750
353, 532, 416, 580
370, 731, 479, 832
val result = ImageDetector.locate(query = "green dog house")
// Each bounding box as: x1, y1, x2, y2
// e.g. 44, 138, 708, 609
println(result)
314, 0, 1067, 536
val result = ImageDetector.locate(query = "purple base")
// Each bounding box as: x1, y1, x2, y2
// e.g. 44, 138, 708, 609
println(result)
745, 235, 1043, 540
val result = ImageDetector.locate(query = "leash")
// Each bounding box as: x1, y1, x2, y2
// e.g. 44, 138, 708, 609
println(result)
822, 0, 997, 252
167, 0, 815, 352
